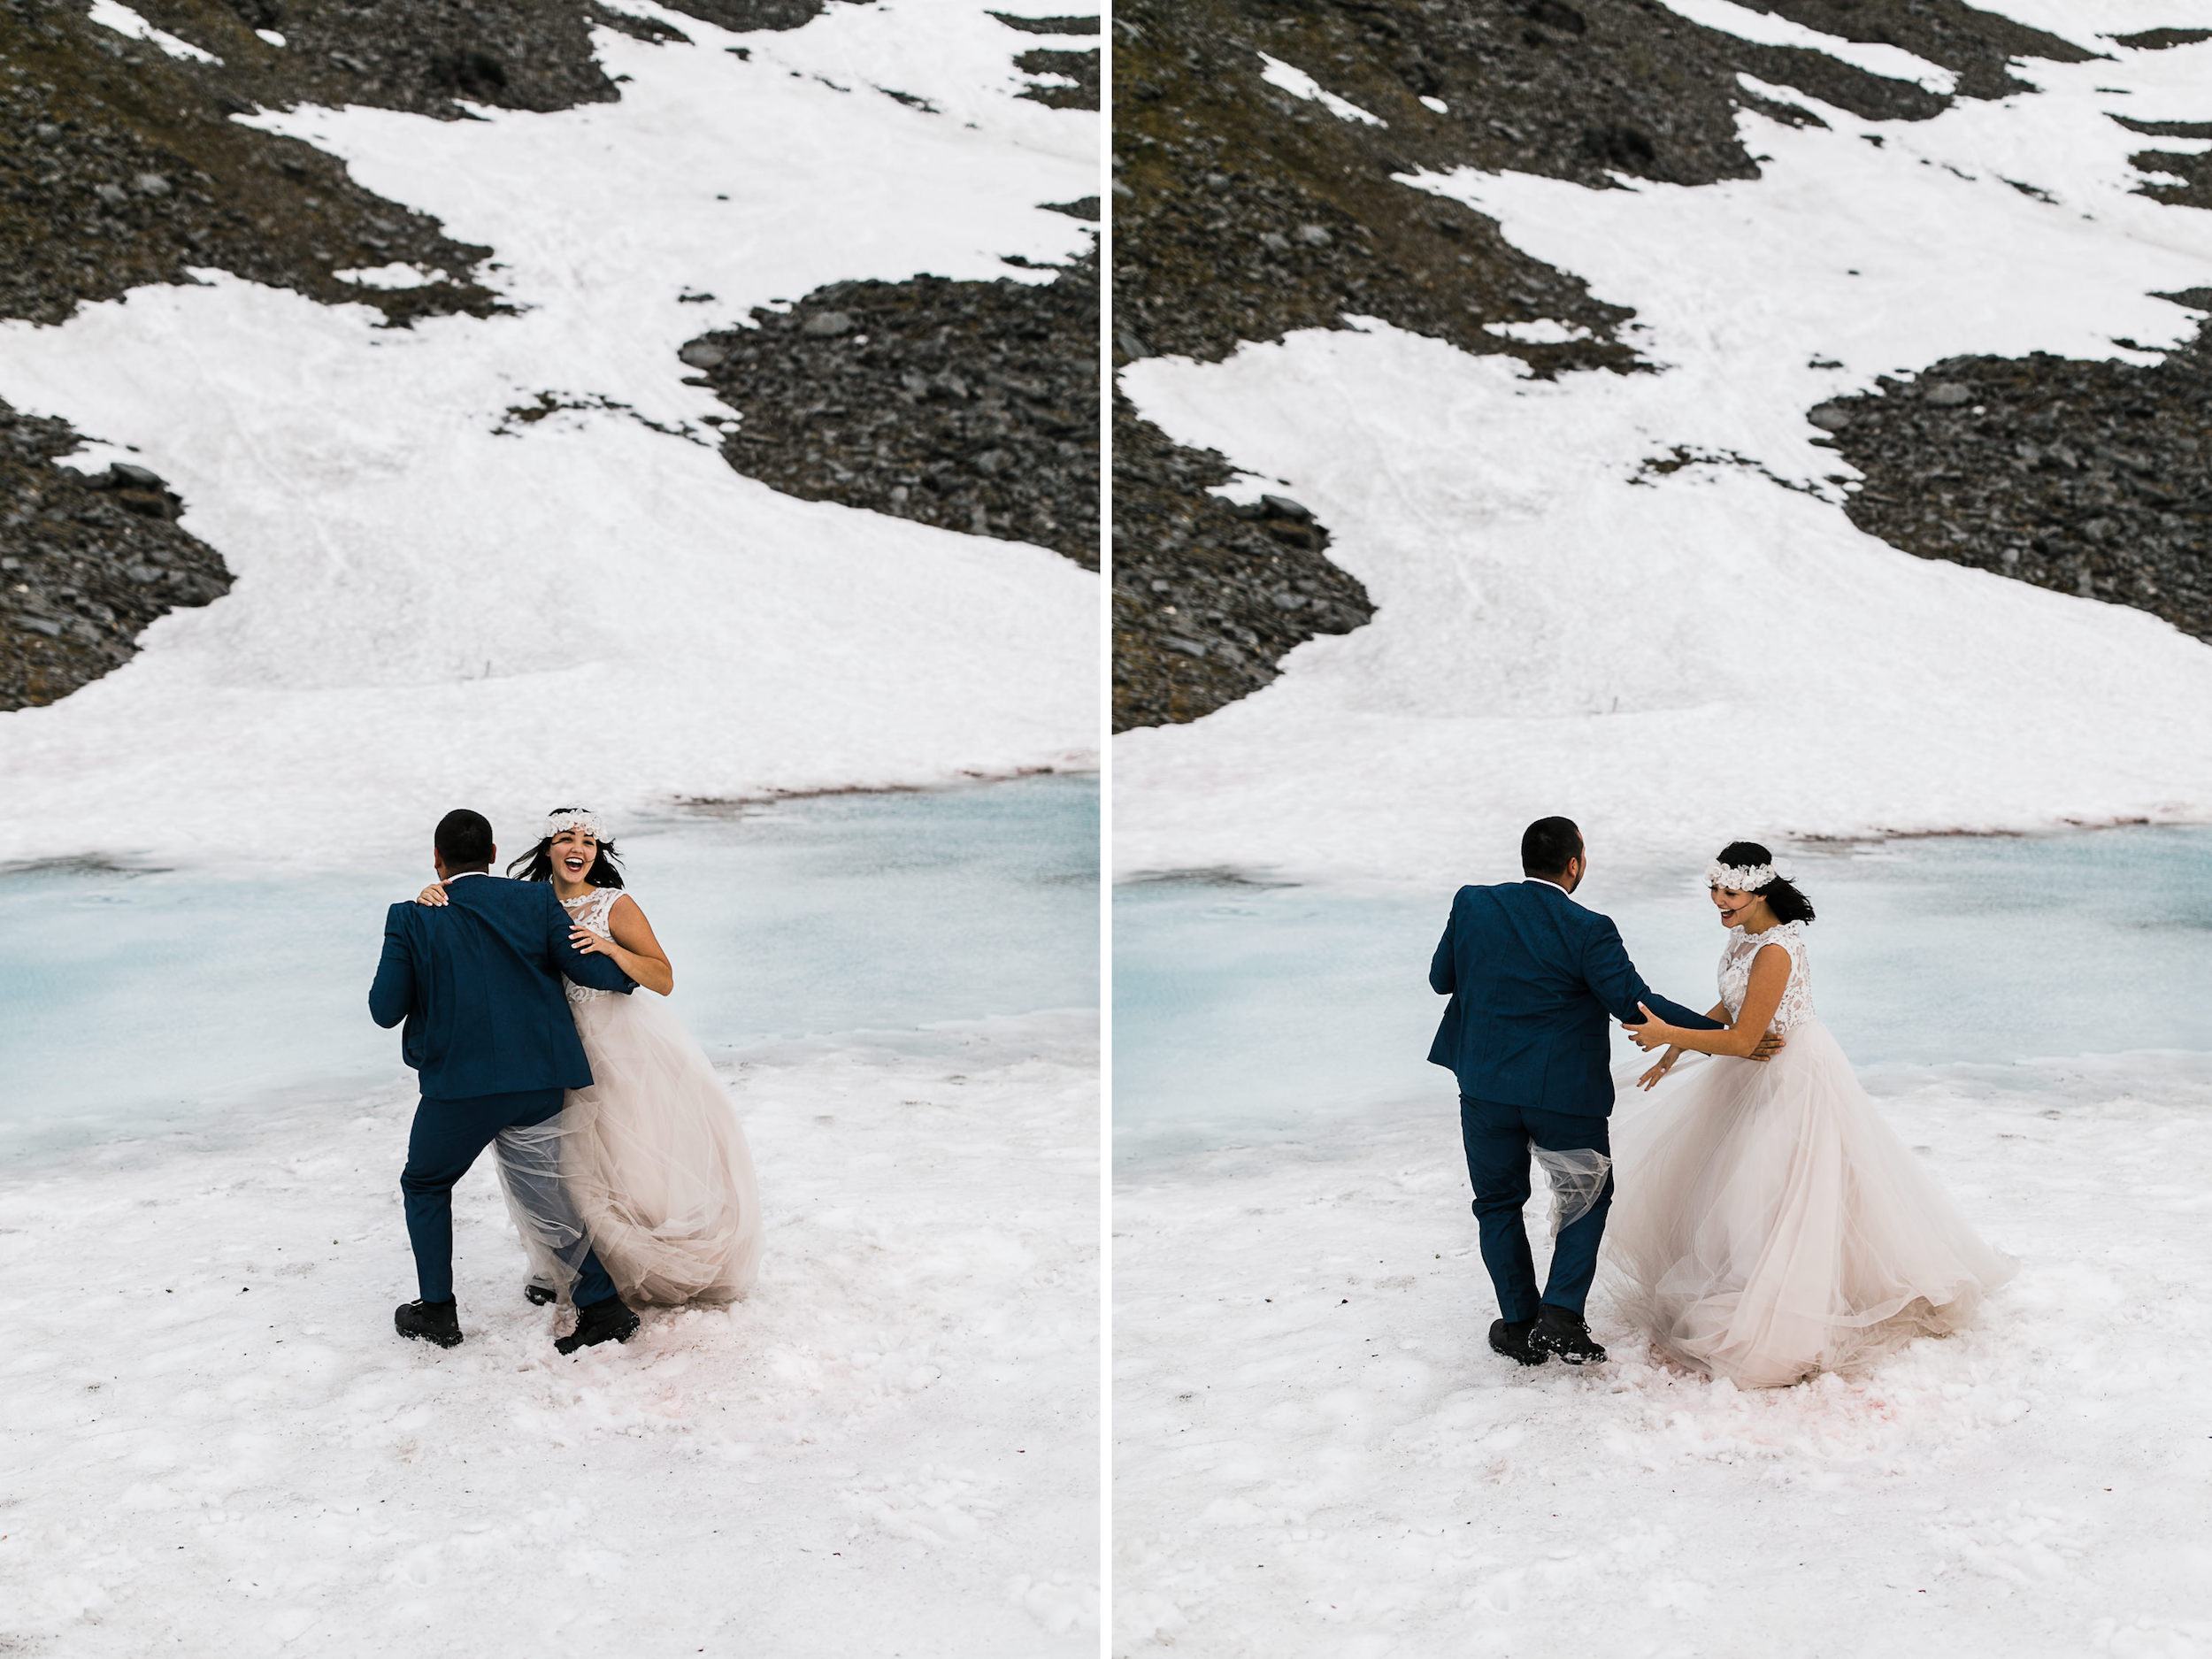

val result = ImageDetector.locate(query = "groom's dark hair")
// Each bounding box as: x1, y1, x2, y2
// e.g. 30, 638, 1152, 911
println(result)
1521, 817, 1584, 879
434, 809, 495, 871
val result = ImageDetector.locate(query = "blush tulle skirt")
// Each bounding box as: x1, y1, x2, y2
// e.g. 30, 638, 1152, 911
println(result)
1603, 1018, 2013, 1388
509, 989, 763, 1307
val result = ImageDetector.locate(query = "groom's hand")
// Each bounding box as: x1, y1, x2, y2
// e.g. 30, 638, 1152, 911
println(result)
1749, 1030, 1785, 1062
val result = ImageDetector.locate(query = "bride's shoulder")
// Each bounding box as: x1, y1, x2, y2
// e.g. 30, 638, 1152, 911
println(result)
1757, 921, 1810, 956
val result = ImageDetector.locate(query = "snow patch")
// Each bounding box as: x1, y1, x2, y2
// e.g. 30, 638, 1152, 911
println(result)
88, 0, 220, 63
1481, 318, 1592, 344
1256, 54, 1386, 127
330, 263, 442, 289
1660, 0, 1958, 95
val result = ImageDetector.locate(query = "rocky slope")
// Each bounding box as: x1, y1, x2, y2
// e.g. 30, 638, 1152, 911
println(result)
2, 0, 1094, 710
1816, 307, 2212, 644
0, 399, 231, 709
1110, 0, 2105, 731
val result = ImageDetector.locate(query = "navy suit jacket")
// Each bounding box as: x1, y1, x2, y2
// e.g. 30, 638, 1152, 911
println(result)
368, 873, 634, 1101
1427, 879, 1722, 1119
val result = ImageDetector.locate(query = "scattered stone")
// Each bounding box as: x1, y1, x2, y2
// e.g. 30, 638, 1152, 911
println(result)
1815, 314, 2212, 644
677, 341, 730, 369
1113, 395, 1373, 727
0, 402, 232, 710
680, 247, 1098, 568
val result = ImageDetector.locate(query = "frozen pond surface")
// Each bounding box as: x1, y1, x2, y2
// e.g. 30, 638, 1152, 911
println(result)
1115, 825, 2212, 1165
4, 773, 1097, 1156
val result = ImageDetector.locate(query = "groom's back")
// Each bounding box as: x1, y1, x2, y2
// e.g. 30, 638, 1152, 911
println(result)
372, 876, 595, 1101
1427, 881, 1613, 1114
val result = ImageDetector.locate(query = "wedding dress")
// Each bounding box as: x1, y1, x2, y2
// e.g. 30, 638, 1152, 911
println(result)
506, 887, 763, 1306
1604, 921, 2013, 1387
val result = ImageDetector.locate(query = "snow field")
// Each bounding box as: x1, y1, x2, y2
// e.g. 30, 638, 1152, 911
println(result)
0, 1010, 1099, 1655
1114, 1050, 2212, 1657
1116, 12, 2212, 883
0, 0, 1099, 872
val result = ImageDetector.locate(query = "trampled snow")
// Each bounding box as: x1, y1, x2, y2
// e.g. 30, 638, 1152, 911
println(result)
1116, 11, 2212, 885
1116, 1048, 2212, 1657
0, 0, 1098, 873
2, 1009, 1100, 1655
1, 774, 1099, 1651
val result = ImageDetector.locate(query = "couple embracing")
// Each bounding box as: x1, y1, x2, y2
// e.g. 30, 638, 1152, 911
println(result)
370, 807, 762, 1354
1431, 816, 2012, 1388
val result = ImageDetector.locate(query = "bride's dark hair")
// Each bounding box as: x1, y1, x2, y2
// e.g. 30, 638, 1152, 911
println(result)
1717, 840, 1814, 925
508, 806, 626, 888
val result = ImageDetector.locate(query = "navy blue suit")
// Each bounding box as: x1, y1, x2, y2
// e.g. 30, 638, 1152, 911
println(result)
370, 873, 635, 1306
1428, 879, 1722, 1320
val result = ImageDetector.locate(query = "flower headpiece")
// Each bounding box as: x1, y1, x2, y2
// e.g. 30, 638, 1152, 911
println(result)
545, 807, 605, 841
1706, 856, 1789, 892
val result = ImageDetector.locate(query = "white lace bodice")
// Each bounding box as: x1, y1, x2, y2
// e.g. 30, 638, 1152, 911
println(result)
563, 886, 625, 1004
1718, 920, 1815, 1035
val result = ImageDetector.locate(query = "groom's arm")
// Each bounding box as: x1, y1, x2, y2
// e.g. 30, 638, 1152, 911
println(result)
544, 887, 636, 995
1580, 918, 1723, 1032
369, 903, 417, 1029
1429, 901, 1459, 995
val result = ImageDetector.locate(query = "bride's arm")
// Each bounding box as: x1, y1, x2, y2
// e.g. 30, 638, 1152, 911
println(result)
568, 894, 674, 995
1626, 948, 1791, 1058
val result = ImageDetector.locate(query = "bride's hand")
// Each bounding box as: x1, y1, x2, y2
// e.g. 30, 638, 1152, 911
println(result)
1622, 1002, 1675, 1052
416, 882, 447, 907
569, 926, 614, 957
1636, 1058, 1672, 1091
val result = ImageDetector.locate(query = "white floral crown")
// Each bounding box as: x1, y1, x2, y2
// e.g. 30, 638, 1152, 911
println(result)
1706, 856, 1789, 892
545, 808, 606, 841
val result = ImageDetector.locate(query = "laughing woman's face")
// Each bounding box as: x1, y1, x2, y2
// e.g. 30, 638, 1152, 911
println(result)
549, 827, 598, 886
1709, 884, 1771, 930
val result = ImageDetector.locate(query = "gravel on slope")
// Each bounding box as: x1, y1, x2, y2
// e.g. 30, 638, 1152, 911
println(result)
679, 240, 1100, 569
1814, 305, 2212, 647
0, 400, 231, 710
1110, 0, 2093, 732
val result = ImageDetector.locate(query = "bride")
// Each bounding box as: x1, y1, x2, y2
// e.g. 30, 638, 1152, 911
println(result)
1609, 841, 2012, 1388
421, 808, 763, 1308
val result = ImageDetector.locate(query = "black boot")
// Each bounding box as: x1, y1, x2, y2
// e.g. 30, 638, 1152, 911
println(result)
556, 1294, 640, 1355
396, 1299, 463, 1348
1489, 1317, 1541, 1366
1530, 1304, 1607, 1365
524, 1282, 557, 1306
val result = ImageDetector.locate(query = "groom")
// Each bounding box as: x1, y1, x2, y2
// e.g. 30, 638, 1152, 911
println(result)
369, 808, 641, 1355
1429, 817, 1765, 1367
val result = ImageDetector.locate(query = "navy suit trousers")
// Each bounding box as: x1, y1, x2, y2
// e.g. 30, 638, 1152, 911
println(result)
1459, 1094, 1614, 1322
401, 1088, 618, 1309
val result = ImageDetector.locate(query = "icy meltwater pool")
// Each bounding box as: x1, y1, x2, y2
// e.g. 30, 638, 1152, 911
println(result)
1115, 826, 2212, 1166
3, 773, 1097, 1156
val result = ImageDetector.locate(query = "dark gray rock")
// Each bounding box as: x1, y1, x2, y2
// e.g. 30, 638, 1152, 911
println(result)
680, 250, 1098, 568
0, 401, 232, 710
1816, 318, 2212, 645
